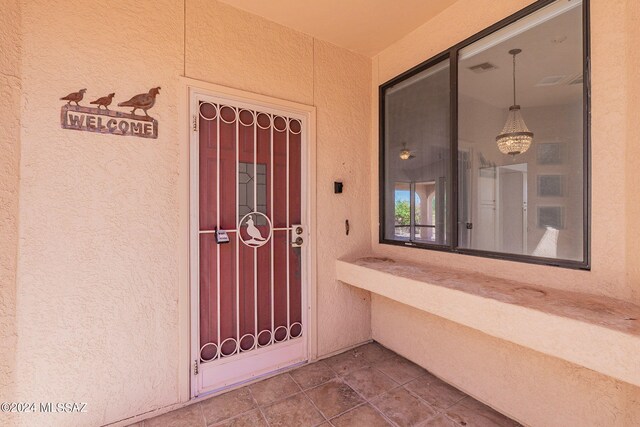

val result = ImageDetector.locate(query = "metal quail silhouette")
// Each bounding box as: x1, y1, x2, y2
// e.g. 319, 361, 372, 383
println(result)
60, 89, 87, 106
245, 216, 266, 245
90, 93, 115, 110
118, 87, 161, 117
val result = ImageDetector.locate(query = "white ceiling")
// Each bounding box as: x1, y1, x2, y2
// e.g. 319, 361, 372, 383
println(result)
217, 0, 459, 56
458, 3, 583, 108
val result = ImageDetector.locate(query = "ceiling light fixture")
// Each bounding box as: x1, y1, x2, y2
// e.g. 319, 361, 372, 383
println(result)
399, 143, 414, 160
496, 49, 533, 156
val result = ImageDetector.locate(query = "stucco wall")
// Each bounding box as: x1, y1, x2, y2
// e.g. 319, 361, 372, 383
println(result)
372, 295, 640, 427
8, 0, 638, 425
8, 0, 371, 426
312, 39, 372, 353
0, 1, 21, 425
14, 1, 184, 426
626, 0, 640, 303
370, 0, 640, 425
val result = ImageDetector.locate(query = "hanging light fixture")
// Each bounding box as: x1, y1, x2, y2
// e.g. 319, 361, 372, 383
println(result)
496, 49, 533, 156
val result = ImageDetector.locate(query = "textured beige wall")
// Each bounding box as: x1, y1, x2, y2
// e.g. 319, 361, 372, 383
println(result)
186, 0, 314, 105
14, 1, 184, 426
9, 0, 637, 425
312, 39, 372, 353
626, 0, 640, 302
372, 295, 640, 427
8, 0, 371, 425
370, 1, 640, 425
0, 1, 21, 424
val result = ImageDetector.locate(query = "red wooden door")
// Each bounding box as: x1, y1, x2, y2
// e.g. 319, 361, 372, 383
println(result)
193, 95, 306, 394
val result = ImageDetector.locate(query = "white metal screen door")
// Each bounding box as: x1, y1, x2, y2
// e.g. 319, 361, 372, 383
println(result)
190, 91, 308, 396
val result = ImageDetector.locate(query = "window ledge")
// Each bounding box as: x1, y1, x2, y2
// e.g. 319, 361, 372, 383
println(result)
336, 257, 640, 387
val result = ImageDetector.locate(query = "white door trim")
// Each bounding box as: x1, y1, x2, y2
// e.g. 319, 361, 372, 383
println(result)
180, 77, 317, 399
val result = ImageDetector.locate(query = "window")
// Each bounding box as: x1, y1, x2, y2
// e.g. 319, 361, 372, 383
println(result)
379, 0, 589, 268
238, 162, 267, 224
383, 59, 450, 246
392, 181, 445, 243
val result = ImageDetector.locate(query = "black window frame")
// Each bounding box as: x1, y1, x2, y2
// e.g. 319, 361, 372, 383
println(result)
378, 0, 591, 270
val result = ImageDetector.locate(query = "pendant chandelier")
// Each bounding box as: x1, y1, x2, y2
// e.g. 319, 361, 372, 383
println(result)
496, 49, 533, 156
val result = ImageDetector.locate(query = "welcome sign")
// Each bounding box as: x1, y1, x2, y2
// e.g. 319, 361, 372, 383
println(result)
61, 105, 158, 139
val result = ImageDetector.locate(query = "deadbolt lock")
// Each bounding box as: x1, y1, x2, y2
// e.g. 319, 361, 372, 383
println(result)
291, 224, 304, 247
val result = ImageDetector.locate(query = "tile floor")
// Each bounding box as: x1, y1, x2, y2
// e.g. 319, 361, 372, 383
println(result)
132, 342, 521, 427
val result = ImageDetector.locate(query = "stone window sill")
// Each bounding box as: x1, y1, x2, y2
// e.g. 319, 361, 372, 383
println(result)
336, 257, 640, 387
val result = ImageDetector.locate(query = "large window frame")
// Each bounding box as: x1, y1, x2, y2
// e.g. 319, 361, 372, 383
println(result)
378, 0, 591, 270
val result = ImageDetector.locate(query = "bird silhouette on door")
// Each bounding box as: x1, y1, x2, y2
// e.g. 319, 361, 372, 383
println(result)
245, 217, 266, 245
239, 212, 271, 248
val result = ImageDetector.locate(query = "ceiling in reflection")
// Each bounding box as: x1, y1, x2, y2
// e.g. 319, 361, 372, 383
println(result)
459, 5, 583, 108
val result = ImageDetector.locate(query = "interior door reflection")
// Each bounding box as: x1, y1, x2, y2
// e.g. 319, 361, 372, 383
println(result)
475, 164, 527, 254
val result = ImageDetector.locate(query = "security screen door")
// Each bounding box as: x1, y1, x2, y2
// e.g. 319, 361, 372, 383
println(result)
191, 92, 308, 396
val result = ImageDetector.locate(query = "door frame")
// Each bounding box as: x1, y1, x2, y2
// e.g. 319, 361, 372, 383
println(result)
178, 77, 317, 400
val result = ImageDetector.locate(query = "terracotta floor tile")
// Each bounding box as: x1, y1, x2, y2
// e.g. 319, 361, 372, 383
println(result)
356, 342, 396, 364
405, 373, 467, 411
445, 398, 522, 427
375, 356, 427, 384
324, 349, 370, 375
249, 373, 300, 406
289, 361, 336, 389
200, 387, 256, 425
261, 392, 325, 427
373, 387, 437, 427
305, 379, 364, 418
145, 403, 205, 427
418, 414, 458, 427
139, 346, 519, 427
211, 409, 267, 427
330, 404, 391, 427
343, 366, 398, 400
